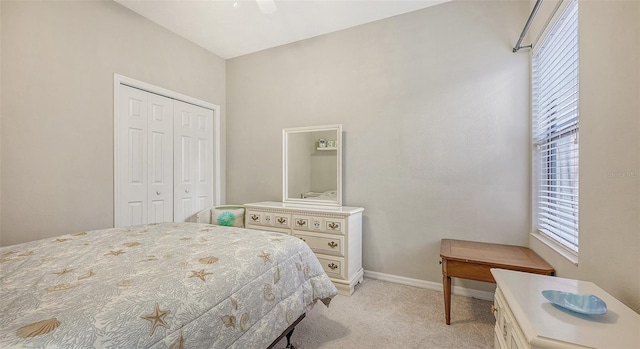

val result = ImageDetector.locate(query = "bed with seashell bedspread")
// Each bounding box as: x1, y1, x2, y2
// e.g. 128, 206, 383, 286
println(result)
0, 222, 337, 348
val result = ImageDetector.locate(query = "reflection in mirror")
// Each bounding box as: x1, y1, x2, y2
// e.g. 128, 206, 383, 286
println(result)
283, 124, 342, 206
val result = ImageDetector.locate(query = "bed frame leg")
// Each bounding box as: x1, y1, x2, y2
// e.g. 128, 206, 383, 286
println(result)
285, 327, 295, 349
266, 313, 304, 349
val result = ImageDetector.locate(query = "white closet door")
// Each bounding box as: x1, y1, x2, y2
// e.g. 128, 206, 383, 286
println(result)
173, 100, 214, 222
117, 85, 149, 227
147, 93, 174, 223
117, 85, 174, 227
194, 105, 215, 213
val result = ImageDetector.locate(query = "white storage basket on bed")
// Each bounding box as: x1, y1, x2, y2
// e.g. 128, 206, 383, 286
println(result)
195, 205, 246, 228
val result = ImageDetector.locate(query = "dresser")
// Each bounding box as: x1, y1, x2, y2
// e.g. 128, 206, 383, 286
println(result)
491, 269, 639, 349
244, 201, 364, 295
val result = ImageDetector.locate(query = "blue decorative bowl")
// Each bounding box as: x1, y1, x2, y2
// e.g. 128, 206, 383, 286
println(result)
542, 290, 607, 315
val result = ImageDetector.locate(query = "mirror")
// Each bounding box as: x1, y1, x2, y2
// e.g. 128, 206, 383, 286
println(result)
283, 124, 342, 206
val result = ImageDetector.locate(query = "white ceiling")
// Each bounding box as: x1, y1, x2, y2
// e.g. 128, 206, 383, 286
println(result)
115, 0, 450, 59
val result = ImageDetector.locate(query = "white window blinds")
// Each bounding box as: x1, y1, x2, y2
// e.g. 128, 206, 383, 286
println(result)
532, 0, 579, 253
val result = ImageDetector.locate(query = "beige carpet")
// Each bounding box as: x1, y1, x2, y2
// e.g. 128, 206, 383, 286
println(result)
274, 278, 495, 349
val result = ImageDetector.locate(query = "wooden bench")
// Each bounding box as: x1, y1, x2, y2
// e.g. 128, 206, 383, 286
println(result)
440, 239, 554, 325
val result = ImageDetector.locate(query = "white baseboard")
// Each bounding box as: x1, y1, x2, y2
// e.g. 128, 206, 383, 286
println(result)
363, 270, 494, 301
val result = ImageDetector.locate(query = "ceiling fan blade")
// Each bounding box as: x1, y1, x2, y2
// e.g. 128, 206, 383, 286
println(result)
256, 0, 277, 14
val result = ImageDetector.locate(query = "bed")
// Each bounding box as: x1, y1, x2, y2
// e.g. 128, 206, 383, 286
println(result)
301, 190, 337, 200
0, 222, 337, 348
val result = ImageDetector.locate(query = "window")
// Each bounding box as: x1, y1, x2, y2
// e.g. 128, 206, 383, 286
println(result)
532, 0, 579, 253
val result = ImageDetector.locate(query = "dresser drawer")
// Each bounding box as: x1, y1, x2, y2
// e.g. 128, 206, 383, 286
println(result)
246, 210, 291, 229
294, 231, 344, 257
324, 218, 345, 234
292, 214, 345, 235
494, 286, 528, 349
292, 215, 313, 230
494, 287, 508, 347
316, 255, 345, 279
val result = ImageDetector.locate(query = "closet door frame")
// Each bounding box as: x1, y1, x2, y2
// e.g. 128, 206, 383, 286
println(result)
113, 73, 222, 227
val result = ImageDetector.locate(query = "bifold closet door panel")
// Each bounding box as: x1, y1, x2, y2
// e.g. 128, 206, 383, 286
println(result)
147, 93, 174, 224
116, 85, 174, 227
173, 100, 214, 222
117, 85, 149, 227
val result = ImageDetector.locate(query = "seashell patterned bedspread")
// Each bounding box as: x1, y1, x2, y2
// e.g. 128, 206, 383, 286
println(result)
0, 223, 337, 348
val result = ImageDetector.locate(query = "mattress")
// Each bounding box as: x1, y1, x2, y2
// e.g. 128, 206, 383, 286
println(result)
0, 223, 337, 348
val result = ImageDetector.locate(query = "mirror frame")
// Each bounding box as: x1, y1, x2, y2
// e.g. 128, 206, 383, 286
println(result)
282, 124, 342, 207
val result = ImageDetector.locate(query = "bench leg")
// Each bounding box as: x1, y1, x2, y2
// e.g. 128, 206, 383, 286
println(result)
443, 274, 452, 325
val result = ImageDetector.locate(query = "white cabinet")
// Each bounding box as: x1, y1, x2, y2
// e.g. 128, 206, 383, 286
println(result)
491, 269, 640, 349
244, 201, 364, 295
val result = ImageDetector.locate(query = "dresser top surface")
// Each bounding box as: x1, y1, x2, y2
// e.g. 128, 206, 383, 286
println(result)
491, 269, 640, 348
244, 201, 364, 215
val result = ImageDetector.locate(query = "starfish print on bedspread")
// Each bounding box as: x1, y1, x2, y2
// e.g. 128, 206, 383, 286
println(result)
257, 251, 271, 264
141, 303, 171, 337
52, 268, 75, 276
105, 250, 125, 256
189, 269, 212, 282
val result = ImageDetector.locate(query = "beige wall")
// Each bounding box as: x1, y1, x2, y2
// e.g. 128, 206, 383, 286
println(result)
227, 1, 531, 294
529, 1, 640, 312
0, 1, 226, 245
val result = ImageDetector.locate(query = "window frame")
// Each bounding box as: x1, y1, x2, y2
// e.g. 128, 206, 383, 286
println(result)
531, 0, 580, 260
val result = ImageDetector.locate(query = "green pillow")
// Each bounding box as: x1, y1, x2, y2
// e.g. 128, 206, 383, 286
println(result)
212, 206, 245, 228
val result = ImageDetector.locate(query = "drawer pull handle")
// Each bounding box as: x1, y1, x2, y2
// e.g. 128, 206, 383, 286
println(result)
296, 220, 306, 226
328, 222, 339, 230
328, 241, 338, 248
251, 215, 259, 221
299, 237, 306, 242
328, 263, 338, 270
277, 217, 286, 224
491, 305, 497, 314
